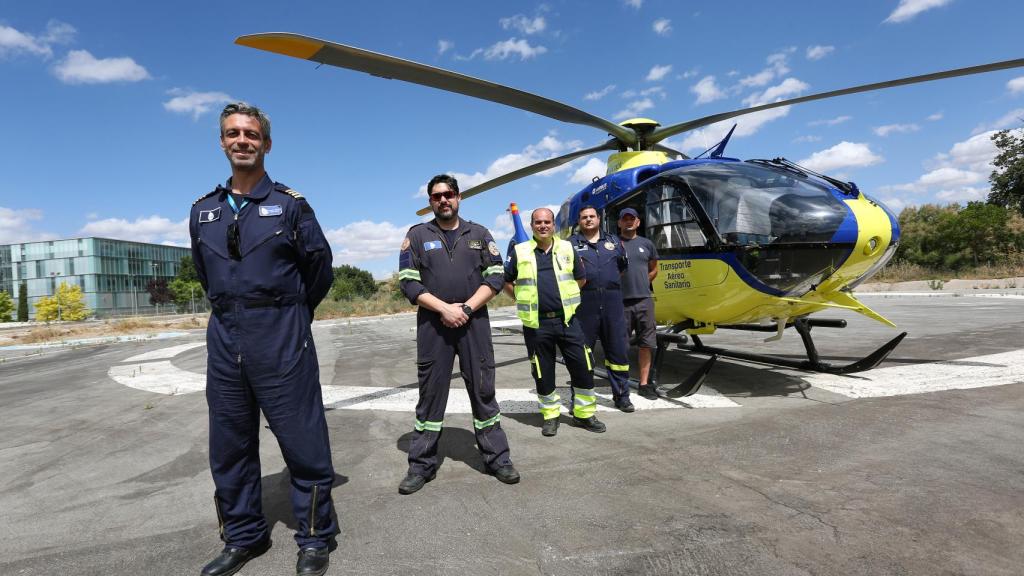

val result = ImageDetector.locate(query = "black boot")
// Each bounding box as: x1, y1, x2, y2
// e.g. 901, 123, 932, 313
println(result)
296, 546, 330, 576
200, 539, 270, 576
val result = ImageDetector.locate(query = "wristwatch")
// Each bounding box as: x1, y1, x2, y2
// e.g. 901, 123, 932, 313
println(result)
461, 304, 473, 316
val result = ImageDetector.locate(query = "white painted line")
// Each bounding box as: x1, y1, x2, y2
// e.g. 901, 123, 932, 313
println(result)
108, 361, 206, 396
855, 292, 1024, 299
122, 342, 206, 362
803, 349, 1024, 398
489, 319, 523, 329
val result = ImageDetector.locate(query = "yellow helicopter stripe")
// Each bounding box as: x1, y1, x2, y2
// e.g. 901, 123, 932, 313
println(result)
822, 291, 897, 328
235, 34, 323, 60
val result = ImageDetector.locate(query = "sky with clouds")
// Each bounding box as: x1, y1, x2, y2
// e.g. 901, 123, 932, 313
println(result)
1, 0, 1022, 277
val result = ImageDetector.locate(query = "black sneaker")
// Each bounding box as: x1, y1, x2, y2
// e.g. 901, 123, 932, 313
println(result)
201, 539, 271, 576
398, 471, 435, 495
637, 385, 659, 400
492, 465, 521, 484
296, 546, 330, 576
615, 399, 636, 413
541, 418, 560, 437
571, 415, 607, 433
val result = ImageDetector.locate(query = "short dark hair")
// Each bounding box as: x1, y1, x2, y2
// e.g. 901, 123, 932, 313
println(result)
578, 205, 599, 218
427, 174, 459, 195
220, 102, 271, 139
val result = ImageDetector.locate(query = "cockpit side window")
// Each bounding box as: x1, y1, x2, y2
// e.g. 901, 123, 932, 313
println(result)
645, 182, 707, 254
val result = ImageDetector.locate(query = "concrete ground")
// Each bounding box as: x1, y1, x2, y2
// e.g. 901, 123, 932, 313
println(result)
0, 292, 1022, 575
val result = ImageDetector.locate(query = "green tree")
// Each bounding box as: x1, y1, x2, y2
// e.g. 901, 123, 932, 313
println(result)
990, 128, 1024, 216
330, 265, 377, 301
169, 277, 205, 312
944, 202, 1013, 267
0, 290, 13, 322
34, 282, 90, 321
17, 280, 28, 322
178, 255, 199, 282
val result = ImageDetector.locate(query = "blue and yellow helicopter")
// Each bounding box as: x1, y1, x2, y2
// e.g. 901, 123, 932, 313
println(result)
236, 33, 1024, 396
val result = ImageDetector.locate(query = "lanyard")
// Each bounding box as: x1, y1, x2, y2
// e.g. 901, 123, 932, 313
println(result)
226, 194, 248, 215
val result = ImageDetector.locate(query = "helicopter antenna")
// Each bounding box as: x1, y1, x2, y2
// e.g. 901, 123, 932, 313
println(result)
695, 124, 738, 159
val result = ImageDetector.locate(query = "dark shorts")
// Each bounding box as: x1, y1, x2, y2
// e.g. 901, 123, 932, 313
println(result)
623, 297, 656, 349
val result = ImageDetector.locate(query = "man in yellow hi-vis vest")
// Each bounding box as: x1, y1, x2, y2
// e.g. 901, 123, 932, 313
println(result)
504, 208, 607, 437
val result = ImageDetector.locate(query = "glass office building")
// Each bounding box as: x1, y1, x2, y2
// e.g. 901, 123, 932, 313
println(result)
0, 237, 194, 319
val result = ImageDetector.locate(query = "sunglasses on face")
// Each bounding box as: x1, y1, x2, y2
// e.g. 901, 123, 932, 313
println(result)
429, 190, 457, 202
227, 222, 241, 260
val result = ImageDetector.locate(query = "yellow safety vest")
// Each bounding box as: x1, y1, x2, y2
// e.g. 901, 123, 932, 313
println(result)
513, 238, 581, 328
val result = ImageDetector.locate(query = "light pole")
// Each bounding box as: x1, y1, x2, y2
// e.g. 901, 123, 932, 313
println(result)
190, 283, 196, 316
151, 262, 160, 315
130, 273, 137, 317
49, 272, 62, 321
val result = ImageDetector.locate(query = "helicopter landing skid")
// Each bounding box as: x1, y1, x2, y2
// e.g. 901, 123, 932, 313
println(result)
671, 315, 913, 375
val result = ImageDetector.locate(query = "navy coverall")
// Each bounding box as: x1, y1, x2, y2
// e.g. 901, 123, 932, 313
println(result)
398, 218, 512, 477
190, 174, 337, 550
569, 232, 631, 404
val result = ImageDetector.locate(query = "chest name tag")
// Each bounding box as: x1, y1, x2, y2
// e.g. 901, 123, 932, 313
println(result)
468, 240, 483, 249
199, 207, 221, 223
575, 244, 589, 251
423, 241, 442, 251
259, 204, 283, 217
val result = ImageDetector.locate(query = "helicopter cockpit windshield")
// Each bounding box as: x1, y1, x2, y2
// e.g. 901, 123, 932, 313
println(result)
645, 162, 856, 295
667, 162, 849, 247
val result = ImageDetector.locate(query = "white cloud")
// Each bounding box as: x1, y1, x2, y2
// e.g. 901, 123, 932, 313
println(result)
652, 18, 672, 36
482, 38, 547, 60
927, 112, 944, 121
570, 158, 607, 185
584, 84, 616, 101
810, 115, 852, 126
879, 130, 998, 202
797, 142, 883, 173
415, 133, 585, 197
624, 0, 643, 8
743, 77, 808, 105
0, 207, 55, 244
935, 186, 989, 203
437, 39, 453, 55
873, 123, 920, 137
52, 49, 150, 84
806, 45, 834, 60
325, 220, 416, 265
0, 20, 75, 59
163, 89, 234, 120
793, 135, 822, 143
738, 49, 793, 88
679, 67, 699, 79
1007, 76, 1024, 95
613, 98, 655, 120
500, 15, 546, 35
691, 75, 726, 105
972, 108, 1024, 134
646, 64, 672, 82
884, 0, 953, 23
79, 215, 189, 245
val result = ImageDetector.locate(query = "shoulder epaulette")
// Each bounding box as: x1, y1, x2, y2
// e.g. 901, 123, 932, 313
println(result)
193, 189, 218, 207
284, 189, 304, 200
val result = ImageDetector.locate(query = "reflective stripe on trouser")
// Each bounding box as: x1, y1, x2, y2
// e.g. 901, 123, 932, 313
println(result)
408, 307, 512, 476
206, 307, 337, 549
573, 390, 598, 419
577, 290, 632, 401
522, 314, 594, 414
537, 391, 562, 420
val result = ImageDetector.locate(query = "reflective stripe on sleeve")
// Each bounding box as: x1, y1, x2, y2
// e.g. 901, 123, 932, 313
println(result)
398, 268, 422, 281
483, 265, 504, 277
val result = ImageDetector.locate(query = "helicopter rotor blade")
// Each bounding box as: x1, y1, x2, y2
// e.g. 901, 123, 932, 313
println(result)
648, 57, 1024, 145
652, 143, 688, 160
415, 140, 619, 216
236, 32, 636, 146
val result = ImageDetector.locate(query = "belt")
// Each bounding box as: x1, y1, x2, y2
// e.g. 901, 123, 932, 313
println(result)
581, 286, 620, 292
539, 311, 564, 319
211, 292, 307, 312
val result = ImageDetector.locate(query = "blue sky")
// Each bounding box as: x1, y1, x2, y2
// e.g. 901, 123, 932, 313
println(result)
2, 0, 1023, 278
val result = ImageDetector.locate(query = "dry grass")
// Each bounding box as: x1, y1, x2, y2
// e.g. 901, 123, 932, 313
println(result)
5, 315, 208, 345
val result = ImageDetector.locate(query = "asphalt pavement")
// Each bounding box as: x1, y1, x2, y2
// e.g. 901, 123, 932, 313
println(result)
0, 292, 1022, 575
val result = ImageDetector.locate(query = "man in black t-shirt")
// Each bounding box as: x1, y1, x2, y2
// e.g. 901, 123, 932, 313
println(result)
617, 208, 660, 399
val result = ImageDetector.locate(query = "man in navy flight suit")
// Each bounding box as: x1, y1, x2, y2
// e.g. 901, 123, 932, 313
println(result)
397, 174, 518, 495
569, 206, 633, 412
190, 102, 336, 576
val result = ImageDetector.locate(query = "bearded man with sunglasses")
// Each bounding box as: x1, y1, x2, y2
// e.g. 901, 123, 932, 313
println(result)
396, 174, 518, 495
189, 102, 336, 576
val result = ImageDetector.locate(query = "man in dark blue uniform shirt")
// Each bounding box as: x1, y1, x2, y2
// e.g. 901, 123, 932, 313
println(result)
569, 206, 633, 412
397, 174, 518, 495
190, 103, 336, 576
